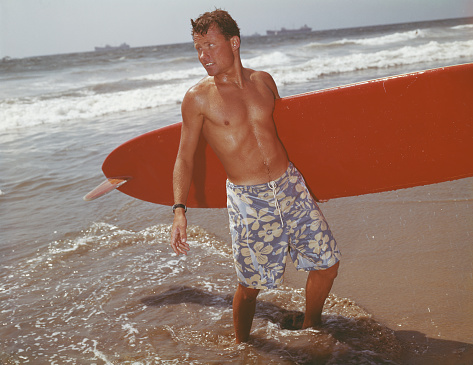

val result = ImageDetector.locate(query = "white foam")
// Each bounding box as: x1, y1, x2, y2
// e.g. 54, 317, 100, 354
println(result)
243, 51, 292, 69
304, 29, 426, 49
122, 323, 139, 345
350, 29, 426, 46
0, 80, 194, 132
273, 40, 473, 85
451, 24, 473, 30
131, 66, 204, 82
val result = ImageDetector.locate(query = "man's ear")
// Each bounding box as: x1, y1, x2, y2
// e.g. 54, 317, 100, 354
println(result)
230, 36, 240, 51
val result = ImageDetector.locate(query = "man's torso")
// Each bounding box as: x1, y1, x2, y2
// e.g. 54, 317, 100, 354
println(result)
196, 69, 288, 185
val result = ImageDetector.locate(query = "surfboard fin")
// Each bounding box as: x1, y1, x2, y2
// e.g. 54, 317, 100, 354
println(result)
83, 177, 130, 201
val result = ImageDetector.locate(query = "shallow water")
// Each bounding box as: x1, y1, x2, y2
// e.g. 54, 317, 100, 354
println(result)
1, 222, 406, 364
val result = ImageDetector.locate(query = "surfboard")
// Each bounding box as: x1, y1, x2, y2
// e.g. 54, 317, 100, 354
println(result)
84, 63, 473, 207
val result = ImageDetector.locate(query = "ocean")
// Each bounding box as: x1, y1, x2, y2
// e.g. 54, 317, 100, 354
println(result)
1, 17, 472, 364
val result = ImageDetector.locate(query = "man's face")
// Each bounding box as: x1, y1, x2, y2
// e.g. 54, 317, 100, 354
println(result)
193, 26, 237, 76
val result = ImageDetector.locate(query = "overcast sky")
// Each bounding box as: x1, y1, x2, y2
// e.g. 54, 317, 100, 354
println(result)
1, 0, 472, 58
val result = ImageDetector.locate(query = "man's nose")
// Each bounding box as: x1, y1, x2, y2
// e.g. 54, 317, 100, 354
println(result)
199, 50, 209, 62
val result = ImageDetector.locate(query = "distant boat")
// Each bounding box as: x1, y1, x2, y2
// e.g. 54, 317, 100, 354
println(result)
94, 43, 130, 52
266, 25, 312, 36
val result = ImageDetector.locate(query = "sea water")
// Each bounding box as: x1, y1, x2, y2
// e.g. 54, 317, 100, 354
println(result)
1, 17, 472, 364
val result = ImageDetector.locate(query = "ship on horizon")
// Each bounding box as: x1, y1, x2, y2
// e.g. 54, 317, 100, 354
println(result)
266, 25, 312, 36
94, 43, 130, 52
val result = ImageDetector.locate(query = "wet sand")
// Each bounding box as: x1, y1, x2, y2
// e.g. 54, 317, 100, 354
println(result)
191, 177, 473, 363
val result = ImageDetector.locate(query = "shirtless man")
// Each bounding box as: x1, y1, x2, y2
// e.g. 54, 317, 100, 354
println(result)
170, 9, 340, 344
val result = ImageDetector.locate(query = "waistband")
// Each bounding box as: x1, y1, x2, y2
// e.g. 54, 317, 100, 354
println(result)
226, 162, 294, 192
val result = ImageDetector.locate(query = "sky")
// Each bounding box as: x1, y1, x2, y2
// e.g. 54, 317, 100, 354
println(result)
1, 0, 472, 58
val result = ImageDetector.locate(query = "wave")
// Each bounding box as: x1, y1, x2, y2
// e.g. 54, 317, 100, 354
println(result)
273, 39, 473, 85
0, 53, 288, 132
451, 24, 473, 30
0, 78, 195, 131
305, 29, 426, 50
0, 63, 209, 132
242, 51, 292, 69
349, 29, 425, 46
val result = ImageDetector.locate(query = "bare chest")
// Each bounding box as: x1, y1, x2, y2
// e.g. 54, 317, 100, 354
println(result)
203, 85, 275, 128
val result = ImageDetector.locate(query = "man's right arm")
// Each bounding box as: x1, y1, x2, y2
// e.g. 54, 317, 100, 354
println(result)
170, 87, 205, 255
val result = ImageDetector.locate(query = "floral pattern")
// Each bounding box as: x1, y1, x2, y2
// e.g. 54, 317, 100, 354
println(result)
227, 163, 341, 289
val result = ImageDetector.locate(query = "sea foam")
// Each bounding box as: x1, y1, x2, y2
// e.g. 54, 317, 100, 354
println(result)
273, 39, 473, 85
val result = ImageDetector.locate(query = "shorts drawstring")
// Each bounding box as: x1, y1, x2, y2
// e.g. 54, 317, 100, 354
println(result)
268, 181, 284, 227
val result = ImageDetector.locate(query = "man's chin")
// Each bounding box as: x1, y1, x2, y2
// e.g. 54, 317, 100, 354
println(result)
203, 65, 217, 76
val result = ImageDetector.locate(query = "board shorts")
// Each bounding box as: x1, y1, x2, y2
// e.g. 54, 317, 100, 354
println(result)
226, 162, 341, 289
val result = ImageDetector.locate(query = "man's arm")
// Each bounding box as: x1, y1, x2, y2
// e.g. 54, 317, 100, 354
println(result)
170, 87, 204, 255
253, 70, 280, 100
263, 71, 280, 100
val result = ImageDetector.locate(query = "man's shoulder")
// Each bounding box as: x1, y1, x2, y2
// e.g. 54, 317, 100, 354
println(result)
187, 76, 215, 97
246, 68, 271, 81
247, 69, 279, 98
181, 77, 215, 115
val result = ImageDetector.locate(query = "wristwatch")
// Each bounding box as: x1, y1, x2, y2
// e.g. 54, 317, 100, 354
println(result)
172, 203, 187, 213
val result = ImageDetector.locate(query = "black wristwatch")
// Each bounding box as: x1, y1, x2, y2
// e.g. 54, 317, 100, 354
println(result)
172, 203, 187, 213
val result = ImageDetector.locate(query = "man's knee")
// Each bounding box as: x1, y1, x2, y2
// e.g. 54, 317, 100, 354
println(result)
235, 284, 260, 303
324, 261, 340, 280
311, 261, 339, 281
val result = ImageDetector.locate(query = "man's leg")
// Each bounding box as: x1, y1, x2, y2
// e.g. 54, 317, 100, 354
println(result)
233, 283, 260, 343
302, 261, 339, 329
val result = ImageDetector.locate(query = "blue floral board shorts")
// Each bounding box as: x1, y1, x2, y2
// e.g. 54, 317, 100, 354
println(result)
226, 163, 341, 290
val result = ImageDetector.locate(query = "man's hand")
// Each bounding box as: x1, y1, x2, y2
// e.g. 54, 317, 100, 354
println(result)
170, 212, 190, 255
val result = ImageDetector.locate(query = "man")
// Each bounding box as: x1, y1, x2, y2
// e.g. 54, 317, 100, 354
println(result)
170, 9, 340, 344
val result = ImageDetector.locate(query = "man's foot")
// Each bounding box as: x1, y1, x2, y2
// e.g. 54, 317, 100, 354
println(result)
280, 311, 305, 330
301, 318, 322, 330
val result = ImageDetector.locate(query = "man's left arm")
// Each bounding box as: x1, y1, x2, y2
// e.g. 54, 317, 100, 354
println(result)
260, 71, 280, 100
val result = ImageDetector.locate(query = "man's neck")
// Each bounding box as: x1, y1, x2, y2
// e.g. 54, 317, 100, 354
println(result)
214, 58, 245, 88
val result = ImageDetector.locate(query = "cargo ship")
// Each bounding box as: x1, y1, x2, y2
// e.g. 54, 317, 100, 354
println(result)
94, 43, 130, 52
266, 25, 312, 36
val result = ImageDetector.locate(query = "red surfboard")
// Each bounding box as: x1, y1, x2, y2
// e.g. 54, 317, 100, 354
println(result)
84, 63, 473, 207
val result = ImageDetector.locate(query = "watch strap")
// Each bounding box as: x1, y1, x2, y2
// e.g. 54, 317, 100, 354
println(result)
172, 203, 187, 213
